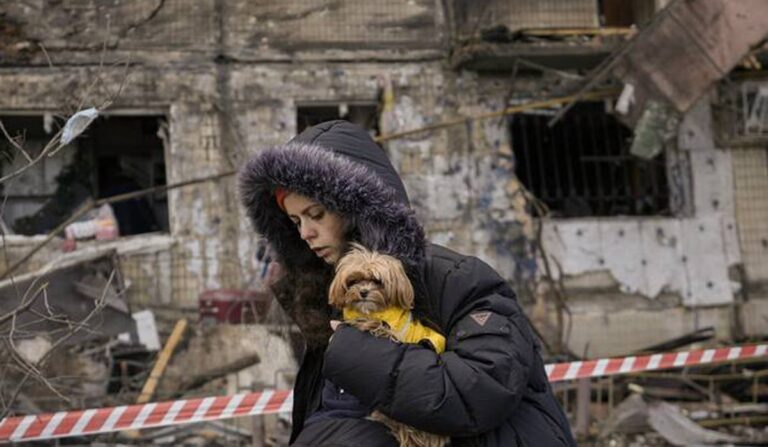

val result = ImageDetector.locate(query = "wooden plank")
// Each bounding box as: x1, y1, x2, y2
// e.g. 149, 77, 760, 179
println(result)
521, 27, 634, 37
136, 318, 188, 404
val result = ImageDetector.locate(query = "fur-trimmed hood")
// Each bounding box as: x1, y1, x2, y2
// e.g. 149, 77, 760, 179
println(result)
239, 120, 426, 274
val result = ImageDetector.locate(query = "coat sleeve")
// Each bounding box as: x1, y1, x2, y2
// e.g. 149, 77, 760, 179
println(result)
322, 256, 537, 437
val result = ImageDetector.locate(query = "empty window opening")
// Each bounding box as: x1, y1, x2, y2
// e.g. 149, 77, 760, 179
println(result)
297, 104, 380, 135
600, 0, 658, 27
511, 102, 669, 218
0, 114, 169, 236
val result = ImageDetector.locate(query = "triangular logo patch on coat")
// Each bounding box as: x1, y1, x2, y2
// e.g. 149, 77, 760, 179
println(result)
470, 311, 491, 326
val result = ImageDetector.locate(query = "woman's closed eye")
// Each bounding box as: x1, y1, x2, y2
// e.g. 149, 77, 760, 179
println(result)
289, 209, 324, 228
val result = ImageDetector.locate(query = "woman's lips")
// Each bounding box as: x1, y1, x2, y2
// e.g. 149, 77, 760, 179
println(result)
313, 247, 330, 258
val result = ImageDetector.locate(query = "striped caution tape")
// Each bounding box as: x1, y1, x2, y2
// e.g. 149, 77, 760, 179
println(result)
2, 343, 766, 443
544, 343, 767, 382
0, 390, 292, 443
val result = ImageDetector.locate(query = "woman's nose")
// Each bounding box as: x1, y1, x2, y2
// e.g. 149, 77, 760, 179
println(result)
299, 222, 317, 241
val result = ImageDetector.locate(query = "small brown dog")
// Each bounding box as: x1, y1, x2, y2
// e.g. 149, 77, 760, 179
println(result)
329, 243, 447, 447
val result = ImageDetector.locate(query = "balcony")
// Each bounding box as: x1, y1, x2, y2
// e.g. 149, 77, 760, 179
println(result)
449, 0, 660, 72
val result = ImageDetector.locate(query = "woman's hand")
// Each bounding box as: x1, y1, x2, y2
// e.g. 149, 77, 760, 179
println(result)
330, 320, 342, 331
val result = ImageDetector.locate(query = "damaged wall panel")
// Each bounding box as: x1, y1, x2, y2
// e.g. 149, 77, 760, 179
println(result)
678, 99, 741, 267
543, 97, 741, 309
381, 71, 533, 280
613, 0, 768, 125
541, 217, 733, 306
0, 0, 444, 65
0, 0, 217, 65
226, 0, 442, 51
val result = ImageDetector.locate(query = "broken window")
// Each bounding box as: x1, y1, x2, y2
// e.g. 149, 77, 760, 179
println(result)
715, 80, 768, 147
511, 101, 669, 217
0, 114, 169, 236
297, 104, 379, 134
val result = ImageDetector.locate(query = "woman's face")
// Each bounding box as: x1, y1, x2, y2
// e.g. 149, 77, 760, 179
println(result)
283, 193, 346, 264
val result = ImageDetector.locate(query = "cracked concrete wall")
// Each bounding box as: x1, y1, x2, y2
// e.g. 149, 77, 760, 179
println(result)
0, 1, 448, 308
3, 2, 762, 358
226, 65, 531, 284
536, 96, 752, 356
541, 97, 740, 304
0, 62, 525, 306
382, 72, 549, 285
1, 1, 444, 66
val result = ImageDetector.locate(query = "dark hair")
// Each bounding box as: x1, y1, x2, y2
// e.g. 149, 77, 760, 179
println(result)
269, 208, 359, 348
271, 263, 334, 348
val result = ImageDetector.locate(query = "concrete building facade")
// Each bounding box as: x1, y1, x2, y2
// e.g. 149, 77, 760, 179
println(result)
1, 0, 766, 359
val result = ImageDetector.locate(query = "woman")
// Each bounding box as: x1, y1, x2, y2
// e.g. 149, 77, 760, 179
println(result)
239, 120, 576, 446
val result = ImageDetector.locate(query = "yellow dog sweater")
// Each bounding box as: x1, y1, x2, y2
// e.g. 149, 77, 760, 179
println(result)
343, 306, 445, 354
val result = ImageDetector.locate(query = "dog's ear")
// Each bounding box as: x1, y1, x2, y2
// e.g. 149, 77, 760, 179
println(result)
329, 255, 353, 308
328, 251, 360, 309
328, 272, 346, 309
383, 257, 414, 310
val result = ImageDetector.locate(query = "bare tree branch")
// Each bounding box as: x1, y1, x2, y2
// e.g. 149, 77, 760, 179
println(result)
0, 270, 115, 418
0, 120, 33, 163
0, 19, 134, 418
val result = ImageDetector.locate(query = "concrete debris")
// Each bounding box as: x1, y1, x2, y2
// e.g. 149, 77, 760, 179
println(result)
16, 336, 53, 364
615, 83, 635, 116
633, 327, 715, 354
119, 309, 162, 351
600, 393, 751, 446
629, 100, 680, 160
175, 353, 260, 395
0, 250, 134, 345
158, 324, 297, 398
4, 341, 112, 412
599, 394, 652, 436
126, 419, 254, 445
647, 400, 740, 446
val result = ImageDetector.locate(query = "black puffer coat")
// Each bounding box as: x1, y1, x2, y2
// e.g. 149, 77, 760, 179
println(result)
239, 121, 576, 447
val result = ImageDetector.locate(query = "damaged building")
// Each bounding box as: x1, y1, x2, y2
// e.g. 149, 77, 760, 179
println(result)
1, 0, 767, 445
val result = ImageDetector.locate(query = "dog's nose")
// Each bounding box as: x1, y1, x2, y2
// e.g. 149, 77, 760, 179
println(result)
359, 289, 368, 298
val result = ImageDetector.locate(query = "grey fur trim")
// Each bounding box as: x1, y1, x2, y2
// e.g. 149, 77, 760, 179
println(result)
238, 141, 426, 271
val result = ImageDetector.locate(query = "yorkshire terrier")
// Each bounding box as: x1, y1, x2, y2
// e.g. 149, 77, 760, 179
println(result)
329, 243, 448, 447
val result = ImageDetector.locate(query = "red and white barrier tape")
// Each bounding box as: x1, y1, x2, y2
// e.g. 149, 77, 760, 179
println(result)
0, 390, 292, 443
1, 343, 765, 443
545, 343, 767, 382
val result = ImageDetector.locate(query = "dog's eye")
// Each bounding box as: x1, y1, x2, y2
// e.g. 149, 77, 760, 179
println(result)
372, 278, 383, 286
